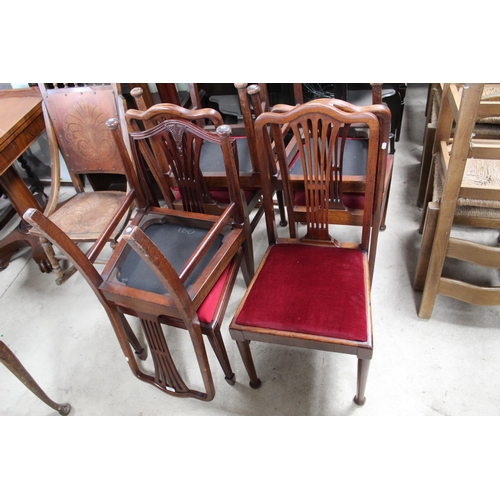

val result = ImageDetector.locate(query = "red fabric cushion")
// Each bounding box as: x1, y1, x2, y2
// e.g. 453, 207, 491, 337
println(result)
197, 266, 230, 323
235, 244, 369, 342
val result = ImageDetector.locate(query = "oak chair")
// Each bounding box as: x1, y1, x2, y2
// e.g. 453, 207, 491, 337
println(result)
229, 100, 391, 405
417, 83, 500, 208
414, 83, 500, 319
32, 83, 135, 284
24, 119, 253, 401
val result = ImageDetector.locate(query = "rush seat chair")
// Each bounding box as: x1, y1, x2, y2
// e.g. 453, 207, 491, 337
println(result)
229, 100, 391, 405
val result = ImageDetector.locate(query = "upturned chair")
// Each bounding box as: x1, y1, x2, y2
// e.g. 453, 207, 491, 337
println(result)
229, 100, 391, 405
414, 83, 500, 319
32, 83, 135, 284
25, 118, 253, 401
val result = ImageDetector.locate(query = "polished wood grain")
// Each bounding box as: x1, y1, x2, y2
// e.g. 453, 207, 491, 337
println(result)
0, 86, 51, 272
229, 100, 391, 405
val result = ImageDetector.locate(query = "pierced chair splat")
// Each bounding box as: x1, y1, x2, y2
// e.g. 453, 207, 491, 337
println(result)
229, 100, 391, 405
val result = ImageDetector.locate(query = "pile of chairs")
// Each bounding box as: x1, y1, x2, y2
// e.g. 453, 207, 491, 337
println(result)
21, 82, 393, 408
414, 83, 500, 318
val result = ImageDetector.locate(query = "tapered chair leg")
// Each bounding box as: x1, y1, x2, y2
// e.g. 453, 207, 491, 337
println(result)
353, 357, 371, 406
235, 339, 261, 389
205, 327, 236, 385
0, 341, 71, 415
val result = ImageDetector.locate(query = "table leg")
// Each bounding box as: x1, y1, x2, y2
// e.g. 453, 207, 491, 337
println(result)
0, 166, 52, 273
0, 340, 71, 415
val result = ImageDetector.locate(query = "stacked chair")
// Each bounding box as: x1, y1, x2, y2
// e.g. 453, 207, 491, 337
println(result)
414, 83, 500, 318
229, 99, 391, 405
25, 104, 254, 401
417, 83, 500, 208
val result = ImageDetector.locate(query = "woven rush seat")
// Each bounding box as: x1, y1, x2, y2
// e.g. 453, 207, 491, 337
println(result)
432, 152, 500, 219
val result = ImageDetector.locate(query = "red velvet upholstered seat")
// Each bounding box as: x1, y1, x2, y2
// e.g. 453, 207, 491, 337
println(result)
235, 244, 368, 342
229, 99, 391, 405
197, 266, 230, 324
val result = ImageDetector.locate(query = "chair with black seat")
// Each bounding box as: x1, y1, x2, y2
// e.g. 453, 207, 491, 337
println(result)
123, 98, 254, 283
33, 83, 135, 284
24, 120, 253, 401
129, 86, 264, 233
229, 99, 391, 405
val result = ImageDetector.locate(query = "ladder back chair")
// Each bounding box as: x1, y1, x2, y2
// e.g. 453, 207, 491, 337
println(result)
229, 100, 391, 405
32, 83, 135, 284
414, 83, 500, 319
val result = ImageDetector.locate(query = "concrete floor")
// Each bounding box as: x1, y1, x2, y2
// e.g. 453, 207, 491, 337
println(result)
2, 83, 500, 417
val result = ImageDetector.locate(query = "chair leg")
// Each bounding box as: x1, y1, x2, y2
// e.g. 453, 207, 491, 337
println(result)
276, 190, 288, 227
417, 124, 436, 207
418, 157, 436, 234
0, 340, 71, 415
353, 357, 371, 406
380, 180, 392, 231
414, 202, 439, 291
235, 340, 261, 389
40, 236, 64, 282
205, 326, 235, 385
118, 313, 148, 361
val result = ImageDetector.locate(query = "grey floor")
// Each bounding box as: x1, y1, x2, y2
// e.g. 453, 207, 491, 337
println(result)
2, 83, 500, 417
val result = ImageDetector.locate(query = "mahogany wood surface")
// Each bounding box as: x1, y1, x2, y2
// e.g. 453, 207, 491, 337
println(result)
0, 86, 51, 272
229, 100, 391, 405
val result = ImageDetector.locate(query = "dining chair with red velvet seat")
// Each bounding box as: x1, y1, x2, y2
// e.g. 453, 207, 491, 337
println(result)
229, 100, 391, 405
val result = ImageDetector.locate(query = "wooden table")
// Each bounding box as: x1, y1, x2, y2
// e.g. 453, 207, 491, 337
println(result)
0, 87, 52, 273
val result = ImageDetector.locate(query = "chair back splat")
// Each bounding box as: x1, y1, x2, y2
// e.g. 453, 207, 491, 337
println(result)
229, 100, 391, 405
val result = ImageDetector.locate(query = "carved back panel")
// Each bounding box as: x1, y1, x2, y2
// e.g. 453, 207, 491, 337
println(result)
128, 119, 241, 216
39, 83, 127, 175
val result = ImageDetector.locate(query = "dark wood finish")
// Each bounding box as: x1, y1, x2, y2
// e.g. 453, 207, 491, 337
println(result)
0, 87, 52, 272
101, 119, 253, 400
24, 115, 254, 401
33, 83, 135, 284
0, 340, 71, 415
229, 100, 391, 405
128, 85, 264, 238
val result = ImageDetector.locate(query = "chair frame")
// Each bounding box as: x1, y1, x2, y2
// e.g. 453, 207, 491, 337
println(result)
34, 83, 135, 284
414, 83, 500, 318
229, 100, 391, 405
